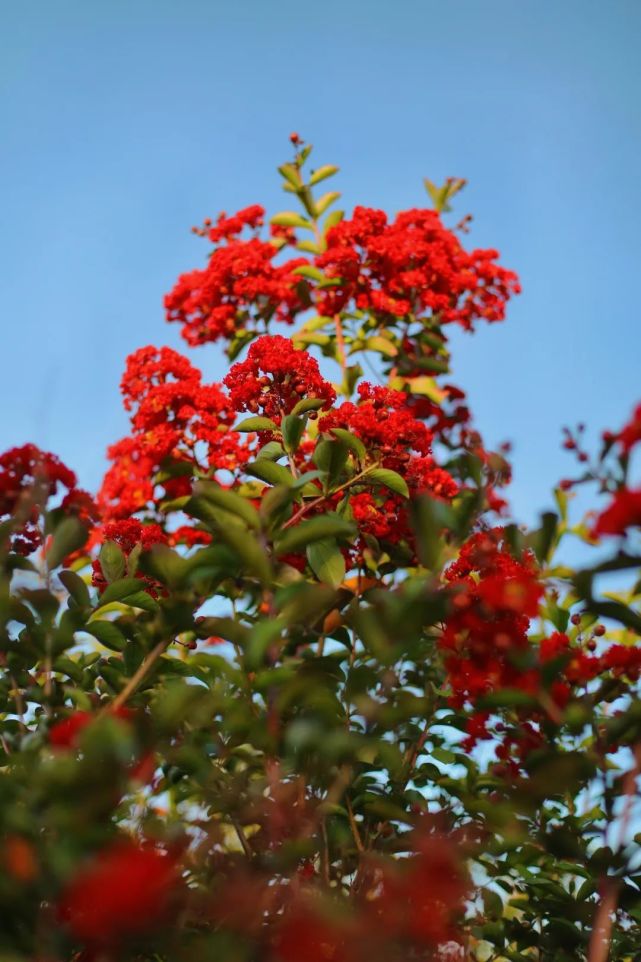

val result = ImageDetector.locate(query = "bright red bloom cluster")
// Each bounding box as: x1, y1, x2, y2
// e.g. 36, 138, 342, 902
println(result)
440, 530, 543, 707
604, 401, 641, 453
49, 710, 93, 749
592, 400, 641, 536
0, 444, 94, 554
165, 206, 306, 346
58, 840, 179, 945
224, 334, 336, 420
317, 384, 457, 551
49, 706, 135, 749
594, 488, 641, 536
91, 519, 167, 593
275, 830, 467, 962
99, 346, 245, 520
321, 383, 433, 468
315, 206, 520, 329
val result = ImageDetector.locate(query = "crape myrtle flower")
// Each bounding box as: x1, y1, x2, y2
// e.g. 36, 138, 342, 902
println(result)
57, 839, 181, 946
165, 205, 307, 346
223, 334, 336, 420
315, 205, 520, 329
0, 443, 97, 555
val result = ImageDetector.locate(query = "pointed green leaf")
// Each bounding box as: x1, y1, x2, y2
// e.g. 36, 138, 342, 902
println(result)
234, 416, 279, 433
309, 164, 339, 186
276, 514, 355, 556
59, 569, 91, 608
194, 481, 260, 529
46, 517, 89, 570
85, 620, 128, 652
307, 539, 346, 588
368, 468, 409, 498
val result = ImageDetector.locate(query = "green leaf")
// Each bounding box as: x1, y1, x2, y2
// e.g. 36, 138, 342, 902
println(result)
85, 620, 128, 652
530, 511, 559, 564
277, 163, 301, 189
323, 209, 344, 232
276, 514, 355, 556
309, 164, 339, 186
58, 569, 91, 607
281, 414, 306, 454
293, 331, 331, 348
99, 577, 146, 605
194, 481, 260, 530
139, 544, 188, 588
234, 416, 279, 433
291, 397, 327, 416
368, 468, 409, 498
292, 265, 326, 283
46, 516, 89, 570
217, 525, 272, 583
364, 336, 398, 358
327, 428, 366, 461
296, 239, 321, 254
245, 460, 294, 487
117, 590, 160, 613
307, 538, 346, 588
52, 656, 84, 685
313, 438, 349, 490
258, 440, 286, 461
259, 484, 296, 525
314, 191, 340, 216
410, 495, 454, 569
98, 540, 126, 583
271, 211, 311, 229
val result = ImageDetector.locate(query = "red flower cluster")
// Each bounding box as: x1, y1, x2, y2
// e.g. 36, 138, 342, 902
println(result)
594, 487, 641, 536
91, 518, 167, 594
0, 444, 95, 555
321, 383, 433, 469
275, 830, 467, 962
49, 706, 134, 749
165, 205, 306, 346
440, 530, 543, 707
540, 631, 641, 686
315, 206, 520, 330
315, 384, 457, 553
224, 334, 336, 420
604, 401, 641, 453
99, 346, 245, 521
58, 840, 179, 946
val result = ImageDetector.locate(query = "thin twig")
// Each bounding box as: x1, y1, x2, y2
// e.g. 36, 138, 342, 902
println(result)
587, 741, 641, 962
107, 638, 172, 713
346, 797, 364, 854
230, 816, 254, 859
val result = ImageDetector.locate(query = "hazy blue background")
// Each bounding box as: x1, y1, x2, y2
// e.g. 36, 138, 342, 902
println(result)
1, 0, 640, 525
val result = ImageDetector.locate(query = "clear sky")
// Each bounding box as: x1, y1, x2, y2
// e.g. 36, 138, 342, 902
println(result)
1, 0, 640, 525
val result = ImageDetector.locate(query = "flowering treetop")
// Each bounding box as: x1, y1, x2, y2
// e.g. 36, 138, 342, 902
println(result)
0, 136, 641, 962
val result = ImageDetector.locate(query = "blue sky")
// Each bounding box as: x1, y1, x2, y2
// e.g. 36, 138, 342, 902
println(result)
1, 0, 640, 525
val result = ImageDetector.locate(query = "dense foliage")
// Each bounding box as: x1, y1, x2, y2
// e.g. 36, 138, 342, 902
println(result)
2, 135, 641, 962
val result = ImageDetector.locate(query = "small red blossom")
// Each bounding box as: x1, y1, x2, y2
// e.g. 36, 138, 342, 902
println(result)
224, 334, 336, 420
320, 383, 433, 470
58, 840, 179, 945
593, 487, 641, 536
99, 346, 247, 523
91, 519, 168, 595
165, 210, 306, 345
49, 711, 93, 749
0, 444, 87, 555
610, 402, 641, 453
440, 530, 543, 707
315, 205, 520, 330
49, 707, 137, 751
